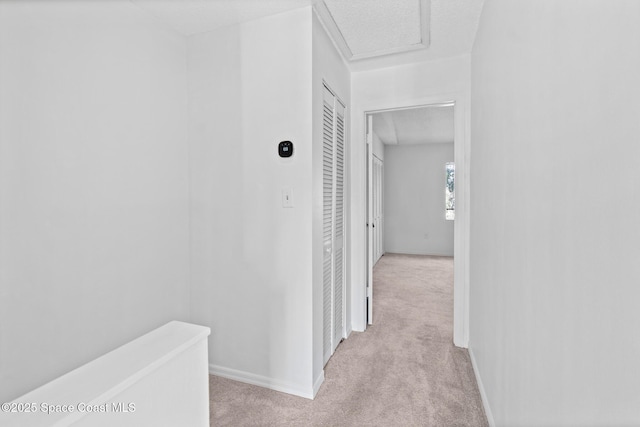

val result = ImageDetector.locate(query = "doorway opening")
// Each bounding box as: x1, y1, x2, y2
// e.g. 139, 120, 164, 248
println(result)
365, 103, 462, 344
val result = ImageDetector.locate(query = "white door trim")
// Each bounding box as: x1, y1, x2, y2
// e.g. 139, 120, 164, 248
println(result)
352, 92, 470, 348
366, 115, 374, 324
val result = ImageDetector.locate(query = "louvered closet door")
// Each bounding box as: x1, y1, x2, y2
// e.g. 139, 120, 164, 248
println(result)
333, 101, 345, 352
322, 85, 347, 365
322, 86, 335, 365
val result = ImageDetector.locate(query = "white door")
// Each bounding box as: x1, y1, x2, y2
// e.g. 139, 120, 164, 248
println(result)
323, 85, 346, 364
366, 115, 374, 325
333, 101, 345, 352
378, 158, 383, 261
372, 155, 384, 263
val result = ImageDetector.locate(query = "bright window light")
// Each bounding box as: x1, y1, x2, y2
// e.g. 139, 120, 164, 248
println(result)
445, 162, 455, 220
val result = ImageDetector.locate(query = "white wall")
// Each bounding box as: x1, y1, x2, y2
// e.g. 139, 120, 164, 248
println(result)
3, 322, 210, 427
312, 11, 351, 389
350, 56, 470, 341
384, 143, 453, 256
188, 8, 318, 398
0, 1, 190, 402
469, 1, 640, 425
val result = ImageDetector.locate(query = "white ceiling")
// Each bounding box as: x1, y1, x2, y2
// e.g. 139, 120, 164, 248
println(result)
323, 0, 423, 55
348, 0, 484, 70
319, 0, 429, 60
130, 0, 314, 36
372, 105, 454, 145
129, 0, 484, 70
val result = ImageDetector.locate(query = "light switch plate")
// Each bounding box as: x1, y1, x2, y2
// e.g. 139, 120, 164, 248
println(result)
282, 188, 294, 208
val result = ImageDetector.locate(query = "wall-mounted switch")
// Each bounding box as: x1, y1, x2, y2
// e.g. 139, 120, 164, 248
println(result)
282, 188, 294, 208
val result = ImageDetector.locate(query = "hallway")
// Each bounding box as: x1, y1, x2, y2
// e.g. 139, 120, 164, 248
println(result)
209, 254, 487, 426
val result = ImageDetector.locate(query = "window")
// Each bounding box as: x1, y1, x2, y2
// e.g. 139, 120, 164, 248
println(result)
445, 162, 455, 220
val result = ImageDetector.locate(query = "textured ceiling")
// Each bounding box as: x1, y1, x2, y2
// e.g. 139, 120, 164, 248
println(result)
351, 0, 484, 70
322, 0, 424, 57
372, 105, 454, 145
129, 0, 484, 70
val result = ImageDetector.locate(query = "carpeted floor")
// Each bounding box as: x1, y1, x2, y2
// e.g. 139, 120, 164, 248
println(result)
209, 253, 488, 426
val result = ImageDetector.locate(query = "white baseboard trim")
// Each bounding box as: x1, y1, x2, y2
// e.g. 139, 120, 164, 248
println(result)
453, 335, 469, 349
312, 370, 324, 398
468, 348, 496, 427
385, 250, 455, 257
209, 364, 315, 400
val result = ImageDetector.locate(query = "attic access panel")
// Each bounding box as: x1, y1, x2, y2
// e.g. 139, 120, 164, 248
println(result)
318, 0, 430, 60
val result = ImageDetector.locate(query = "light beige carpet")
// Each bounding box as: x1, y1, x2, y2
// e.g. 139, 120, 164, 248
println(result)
209, 253, 488, 426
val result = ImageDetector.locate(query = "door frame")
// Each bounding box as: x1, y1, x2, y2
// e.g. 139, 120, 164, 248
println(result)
354, 92, 470, 348
366, 129, 384, 326
366, 116, 374, 324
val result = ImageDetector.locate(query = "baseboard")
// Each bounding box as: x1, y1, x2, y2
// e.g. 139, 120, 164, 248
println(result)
468, 348, 496, 427
209, 364, 316, 400
385, 251, 454, 257
312, 370, 324, 397
453, 335, 469, 349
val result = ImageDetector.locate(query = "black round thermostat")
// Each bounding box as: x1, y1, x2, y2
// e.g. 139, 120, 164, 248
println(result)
278, 141, 293, 158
